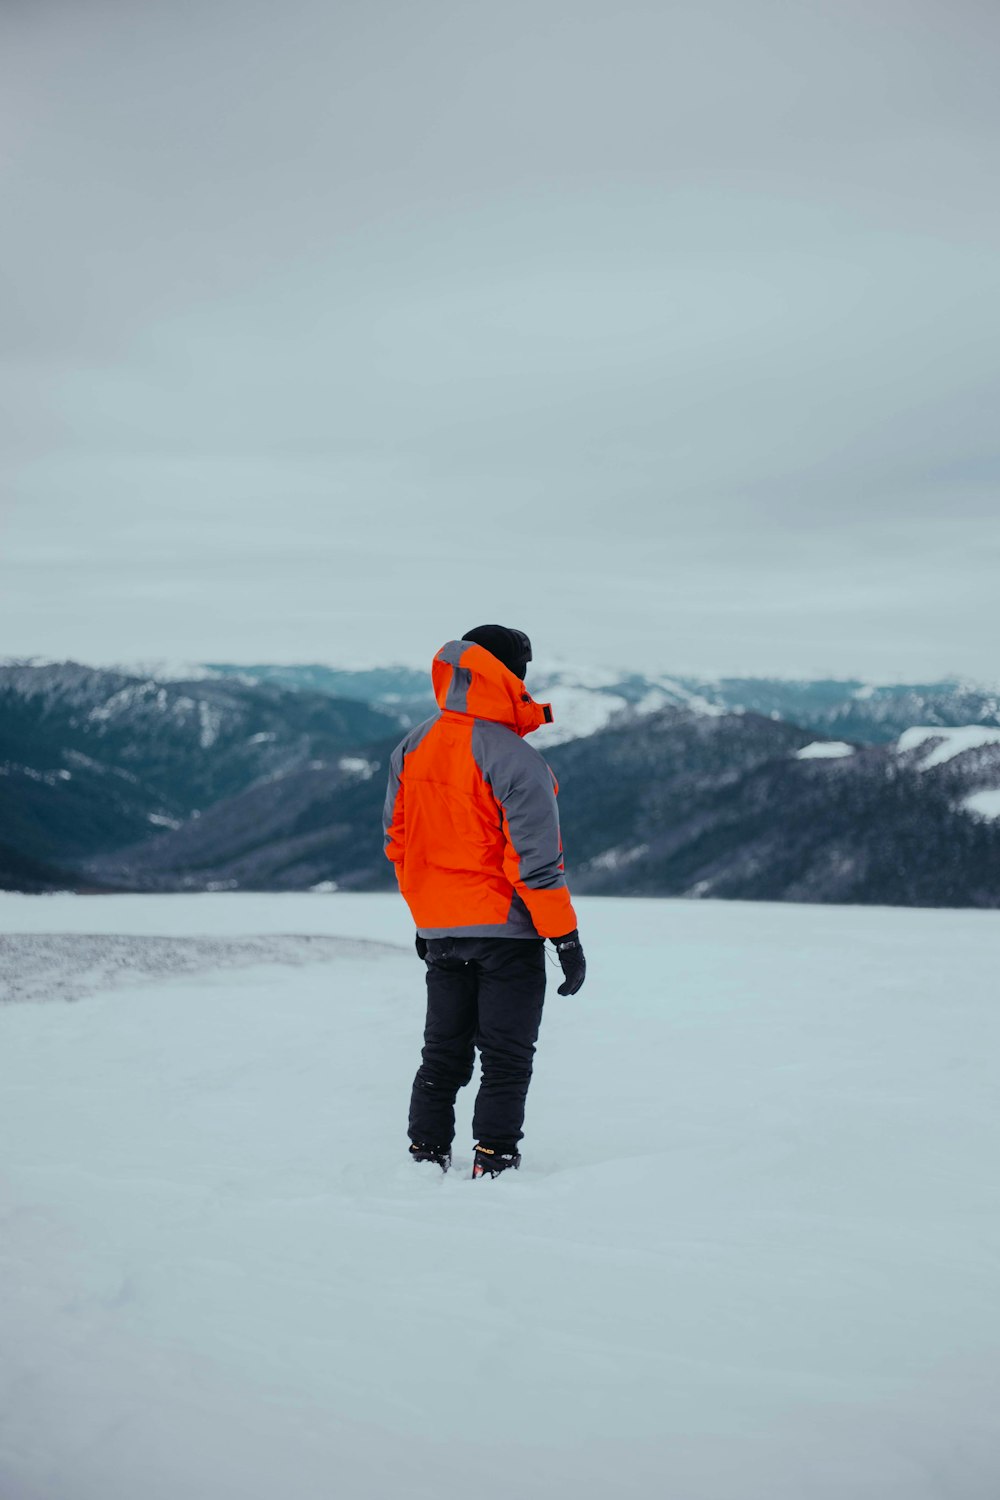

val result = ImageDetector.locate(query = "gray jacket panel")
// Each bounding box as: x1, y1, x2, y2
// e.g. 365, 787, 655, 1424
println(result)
470, 718, 567, 893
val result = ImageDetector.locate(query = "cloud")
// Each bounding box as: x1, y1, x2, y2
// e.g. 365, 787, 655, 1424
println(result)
1, 0, 997, 676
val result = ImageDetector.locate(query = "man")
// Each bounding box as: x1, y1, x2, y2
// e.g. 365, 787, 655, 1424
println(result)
383, 625, 586, 1179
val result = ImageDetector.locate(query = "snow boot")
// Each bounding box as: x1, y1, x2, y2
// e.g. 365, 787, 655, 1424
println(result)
472, 1143, 521, 1179
409, 1141, 451, 1172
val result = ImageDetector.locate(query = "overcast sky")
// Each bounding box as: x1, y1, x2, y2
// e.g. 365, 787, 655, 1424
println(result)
2, 0, 998, 680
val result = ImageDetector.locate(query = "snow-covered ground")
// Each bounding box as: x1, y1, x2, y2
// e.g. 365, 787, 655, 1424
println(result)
1, 893, 998, 1500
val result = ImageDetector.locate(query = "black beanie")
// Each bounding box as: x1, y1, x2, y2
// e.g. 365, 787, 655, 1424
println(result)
462, 624, 532, 681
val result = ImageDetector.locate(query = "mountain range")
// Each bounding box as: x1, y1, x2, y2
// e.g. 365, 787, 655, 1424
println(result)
200, 660, 1000, 746
2, 658, 999, 906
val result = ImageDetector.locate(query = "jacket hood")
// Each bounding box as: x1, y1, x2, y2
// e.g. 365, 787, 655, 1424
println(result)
432, 640, 553, 737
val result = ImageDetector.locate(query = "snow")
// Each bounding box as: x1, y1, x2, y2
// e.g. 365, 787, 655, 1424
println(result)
2, 893, 999, 1500
634, 683, 725, 717
531, 672, 723, 748
534, 662, 722, 717
96, 659, 223, 682
590, 842, 649, 870
338, 756, 379, 779
0, 764, 75, 785
87, 684, 146, 721
531, 686, 631, 746
961, 789, 1000, 820
897, 725, 1000, 768
197, 699, 222, 749
534, 658, 629, 691
796, 741, 855, 759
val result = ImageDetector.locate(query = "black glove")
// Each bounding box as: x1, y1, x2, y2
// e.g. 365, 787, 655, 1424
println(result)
553, 929, 586, 996
415, 935, 428, 960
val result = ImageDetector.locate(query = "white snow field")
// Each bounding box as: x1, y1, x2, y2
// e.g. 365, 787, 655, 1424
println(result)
1, 892, 998, 1500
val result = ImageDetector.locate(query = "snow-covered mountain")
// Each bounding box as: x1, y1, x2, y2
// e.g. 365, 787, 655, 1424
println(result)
69, 706, 1000, 908
0, 661, 403, 887
4, 660, 1000, 905
681, 675, 1000, 743
550, 708, 1000, 906
527, 662, 724, 747
196, 659, 1000, 745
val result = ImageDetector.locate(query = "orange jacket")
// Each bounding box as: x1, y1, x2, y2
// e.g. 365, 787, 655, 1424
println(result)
383, 640, 578, 940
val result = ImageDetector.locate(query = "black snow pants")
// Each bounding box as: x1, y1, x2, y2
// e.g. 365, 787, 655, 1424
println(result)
408, 937, 546, 1149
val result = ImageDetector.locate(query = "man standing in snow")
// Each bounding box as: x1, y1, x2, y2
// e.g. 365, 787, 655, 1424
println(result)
382, 625, 586, 1179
